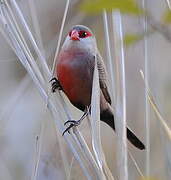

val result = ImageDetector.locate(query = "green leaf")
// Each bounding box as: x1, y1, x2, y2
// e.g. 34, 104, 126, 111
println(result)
124, 33, 143, 46
80, 0, 144, 15
163, 10, 171, 24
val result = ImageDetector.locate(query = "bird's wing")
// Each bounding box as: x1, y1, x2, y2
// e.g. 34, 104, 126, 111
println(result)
96, 53, 111, 105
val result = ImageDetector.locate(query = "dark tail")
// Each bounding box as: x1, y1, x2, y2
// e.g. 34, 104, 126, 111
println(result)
100, 109, 145, 150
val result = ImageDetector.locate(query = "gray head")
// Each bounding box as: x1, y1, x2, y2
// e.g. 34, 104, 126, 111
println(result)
62, 25, 97, 54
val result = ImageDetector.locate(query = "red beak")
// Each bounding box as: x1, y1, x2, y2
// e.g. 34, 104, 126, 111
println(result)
70, 30, 80, 41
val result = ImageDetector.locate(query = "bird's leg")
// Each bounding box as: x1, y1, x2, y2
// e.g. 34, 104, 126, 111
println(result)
62, 106, 90, 135
49, 77, 63, 92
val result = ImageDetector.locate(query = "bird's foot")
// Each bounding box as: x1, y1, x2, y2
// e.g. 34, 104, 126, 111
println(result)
62, 120, 81, 135
49, 77, 62, 92
64, 120, 81, 126
62, 107, 90, 135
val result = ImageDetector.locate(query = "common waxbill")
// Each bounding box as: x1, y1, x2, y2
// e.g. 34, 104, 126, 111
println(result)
51, 25, 145, 150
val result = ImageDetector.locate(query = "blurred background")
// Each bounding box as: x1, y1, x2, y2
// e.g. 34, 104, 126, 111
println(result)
0, 0, 171, 179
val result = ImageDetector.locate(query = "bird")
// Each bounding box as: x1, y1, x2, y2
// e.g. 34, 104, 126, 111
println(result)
51, 25, 145, 150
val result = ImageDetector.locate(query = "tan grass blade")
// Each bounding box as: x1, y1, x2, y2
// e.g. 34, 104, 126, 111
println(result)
0, 1, 105, 179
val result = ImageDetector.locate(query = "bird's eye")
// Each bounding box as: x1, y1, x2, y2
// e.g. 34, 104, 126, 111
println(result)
79, 31, 87, 38
79, 30, 93, 38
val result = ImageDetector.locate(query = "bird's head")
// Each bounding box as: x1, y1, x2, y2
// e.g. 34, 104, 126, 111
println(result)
62, 25, 97, 54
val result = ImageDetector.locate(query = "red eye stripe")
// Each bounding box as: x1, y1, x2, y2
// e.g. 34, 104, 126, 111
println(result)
69, 30, 72, 37
78, 31, 92, 38
68, 30, 92, 39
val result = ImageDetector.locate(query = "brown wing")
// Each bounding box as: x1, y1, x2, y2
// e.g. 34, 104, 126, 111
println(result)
96, 53, 111, 105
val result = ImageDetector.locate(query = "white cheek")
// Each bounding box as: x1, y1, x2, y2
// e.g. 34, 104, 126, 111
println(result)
80, 37, 97, 52
62, 36, 72, 49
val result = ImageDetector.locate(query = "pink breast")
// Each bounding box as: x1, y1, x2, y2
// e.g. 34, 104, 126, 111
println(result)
56, 50, 92, 105
57, 62, 78, 102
